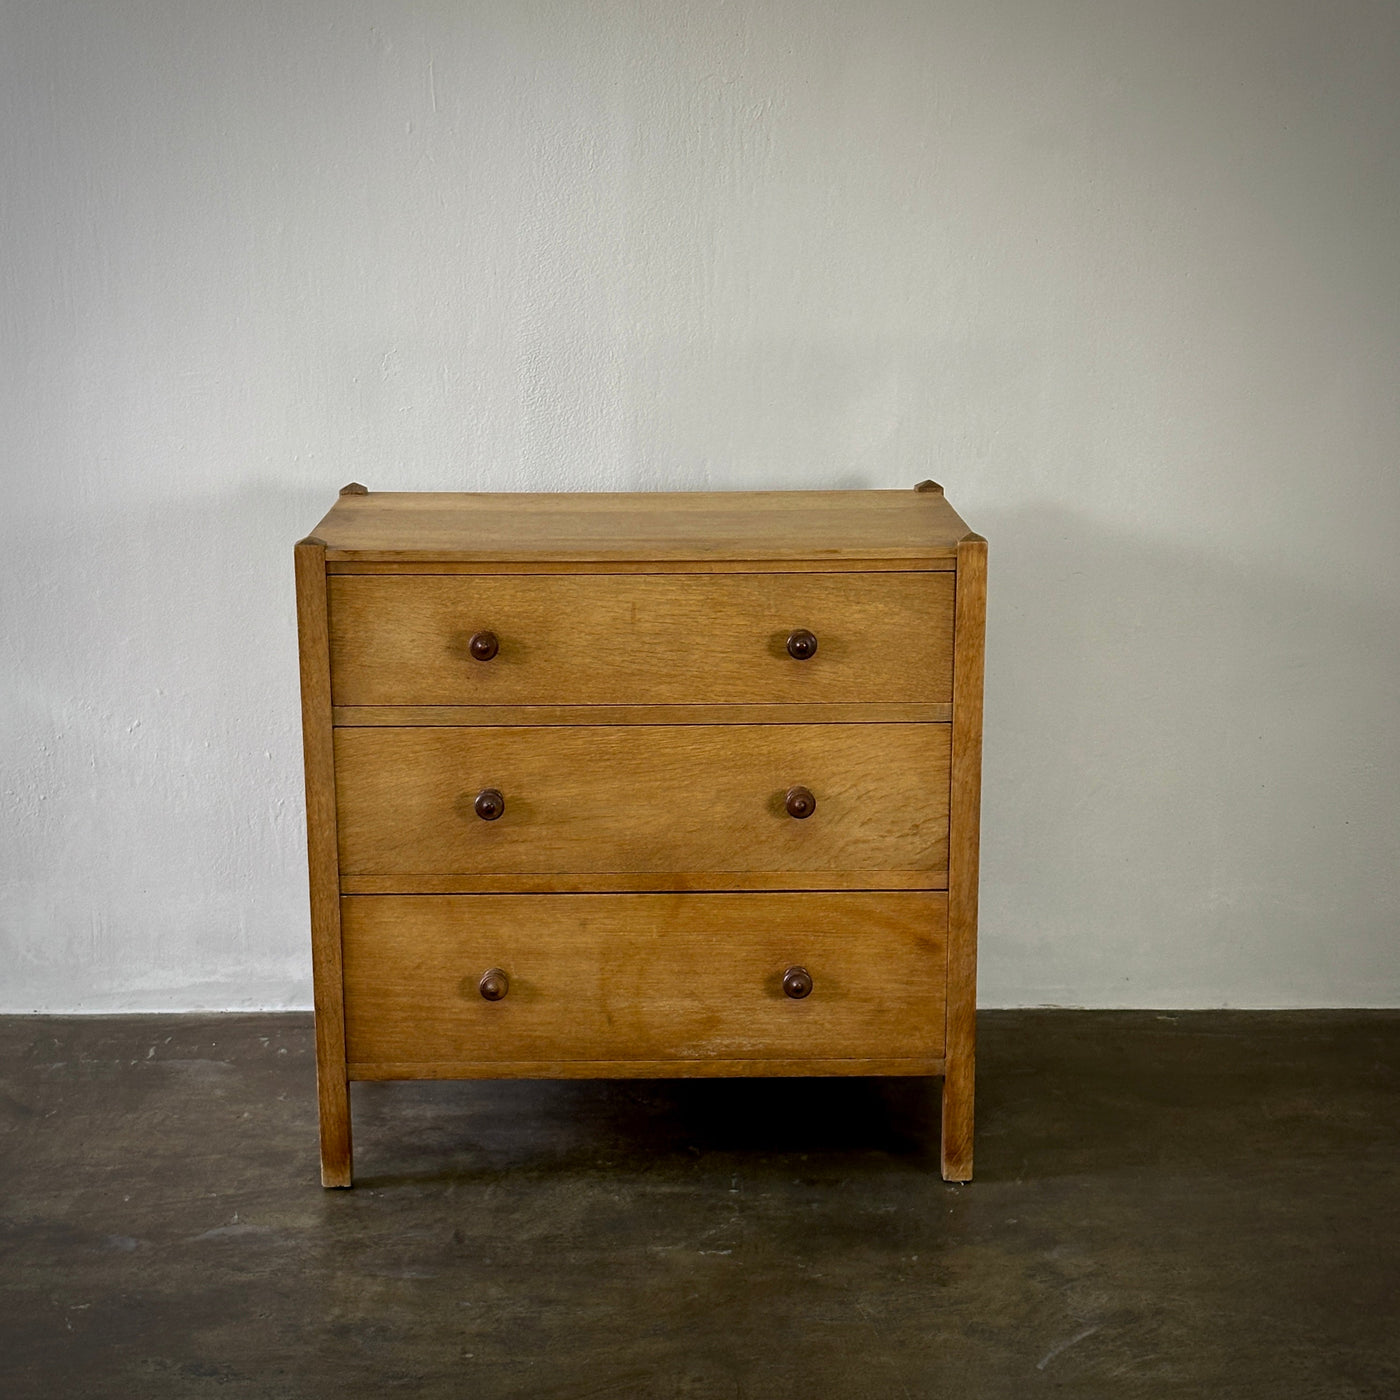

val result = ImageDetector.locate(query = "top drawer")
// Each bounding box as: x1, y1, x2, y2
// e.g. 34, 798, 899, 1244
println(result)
328, 572, 953, 707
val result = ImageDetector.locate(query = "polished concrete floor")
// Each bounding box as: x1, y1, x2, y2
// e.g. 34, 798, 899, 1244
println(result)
1, 1011, 1396, 1399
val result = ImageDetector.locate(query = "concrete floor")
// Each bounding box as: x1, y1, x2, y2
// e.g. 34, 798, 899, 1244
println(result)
1, 1012, 1396, 1399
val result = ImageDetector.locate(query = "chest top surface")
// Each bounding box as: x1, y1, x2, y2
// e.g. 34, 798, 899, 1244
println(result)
308, 488, 972, 563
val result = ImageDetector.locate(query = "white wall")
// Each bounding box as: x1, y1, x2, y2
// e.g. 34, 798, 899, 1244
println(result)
3, 0, 1398, 1011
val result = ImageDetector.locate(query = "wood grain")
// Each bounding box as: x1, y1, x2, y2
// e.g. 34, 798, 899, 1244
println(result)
326, 559, 956, 575
340, 870, 946, 895
334, 723, 951, 879
333, 702, 952, 727
341, 892, 948, 1068
942, 532, 987, 1183
327, 572, 953, 707
310, 489, 972, 562
294, 537, 352, 1188
350, 1057, 947, 1080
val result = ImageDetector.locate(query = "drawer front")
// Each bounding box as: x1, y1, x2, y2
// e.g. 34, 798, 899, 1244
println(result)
341, 892, 947, 1068
335, 723, 949, 881
327, 572, 953, 706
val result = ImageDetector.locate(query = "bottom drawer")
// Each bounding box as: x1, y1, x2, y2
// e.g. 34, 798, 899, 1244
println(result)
341, 892, 947, 1075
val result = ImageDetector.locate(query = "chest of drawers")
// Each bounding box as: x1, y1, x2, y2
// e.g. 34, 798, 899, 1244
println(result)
295, 484, 986, 1186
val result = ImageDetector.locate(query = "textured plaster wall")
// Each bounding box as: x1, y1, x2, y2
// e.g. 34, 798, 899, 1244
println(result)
3, 0, 1398, 1010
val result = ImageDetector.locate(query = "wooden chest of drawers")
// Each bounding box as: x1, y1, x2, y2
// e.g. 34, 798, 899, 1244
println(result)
295, 484, 986, 1186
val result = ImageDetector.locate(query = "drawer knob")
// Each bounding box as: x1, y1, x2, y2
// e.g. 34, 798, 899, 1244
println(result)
478, 968, 509, 1001
786, 628, 819, 661
783, 966, 813, 999
474, 788, 505, 821
469, 630, 499, 662
784, 785, 817, 819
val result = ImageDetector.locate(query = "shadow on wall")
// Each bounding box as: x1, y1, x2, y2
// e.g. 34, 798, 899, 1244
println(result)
974, 503, 1400, 1008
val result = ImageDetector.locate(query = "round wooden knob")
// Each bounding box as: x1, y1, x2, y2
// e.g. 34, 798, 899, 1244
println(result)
478, 968, 509, 1001
783, 966, 813, 999
786, 628, 818, 661
785, 785, 817, 819
469, 631, 499, 661
474, 788, 505, 821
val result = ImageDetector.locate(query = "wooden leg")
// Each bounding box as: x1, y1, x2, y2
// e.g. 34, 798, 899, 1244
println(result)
317, 1063, 352, 1188
942, 533, 985, 1185
940, 1059, 974, 1182
298, 537, 353, 1189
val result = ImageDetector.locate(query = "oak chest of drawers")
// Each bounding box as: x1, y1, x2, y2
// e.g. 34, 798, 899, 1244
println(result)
295, 483, 986, 1185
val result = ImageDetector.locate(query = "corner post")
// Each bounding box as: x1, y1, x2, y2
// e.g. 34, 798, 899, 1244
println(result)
942, 531, 986, 1181
295, 535, 352, 1187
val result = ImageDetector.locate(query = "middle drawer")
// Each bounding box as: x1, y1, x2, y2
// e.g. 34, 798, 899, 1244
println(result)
335, 723, 950, 887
